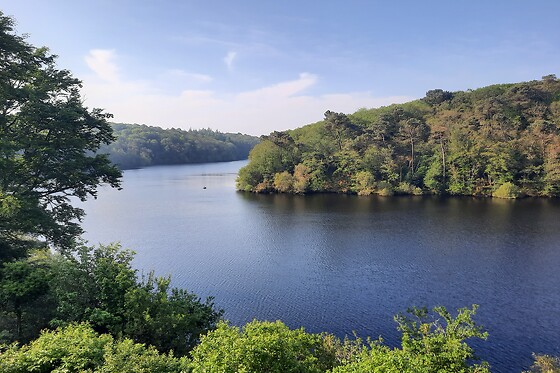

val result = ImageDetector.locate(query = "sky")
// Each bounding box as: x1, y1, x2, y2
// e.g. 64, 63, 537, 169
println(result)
2, 1, 559, 135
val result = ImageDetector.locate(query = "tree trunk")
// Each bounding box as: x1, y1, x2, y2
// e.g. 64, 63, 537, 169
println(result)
16, 308, 22, 339
440, 139, 446, 180
410, 138, 415, 174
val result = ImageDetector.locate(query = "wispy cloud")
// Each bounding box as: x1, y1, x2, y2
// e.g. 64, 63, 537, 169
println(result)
224, 51, 237, 70
80, 50, 411, 135
164, 69, 213, 83
84, 49, 119, 83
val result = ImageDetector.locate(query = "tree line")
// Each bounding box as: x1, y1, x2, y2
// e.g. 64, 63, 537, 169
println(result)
237, 77, 560, 198
1, 10, 559, 372
101, 123, 259, 169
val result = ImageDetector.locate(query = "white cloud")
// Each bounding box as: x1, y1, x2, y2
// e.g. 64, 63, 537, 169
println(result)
84, 49, 119, 83
79, 50, 412, 135
224, 51, 237, 70
164, 69, 213, 83
237, 73, 316, 101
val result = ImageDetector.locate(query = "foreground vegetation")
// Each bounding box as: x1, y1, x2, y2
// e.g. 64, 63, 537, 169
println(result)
2, 286, 559, 372
0, 245, 221, 354
0, 292, 493, 372
1, 10, 559, 372
238, 78, 560, 198
2, 244, 559, 372
101, 123, 259, 169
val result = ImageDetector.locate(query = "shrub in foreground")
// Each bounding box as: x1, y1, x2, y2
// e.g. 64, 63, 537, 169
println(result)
190, 320, 336, 373
0, 323, 189, 373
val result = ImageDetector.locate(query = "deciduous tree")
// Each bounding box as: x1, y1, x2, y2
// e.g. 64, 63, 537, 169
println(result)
0, 12, 121, 254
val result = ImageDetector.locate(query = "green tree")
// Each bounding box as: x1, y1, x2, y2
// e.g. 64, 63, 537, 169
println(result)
324, 111, 359, 151
332, 305, 489, 373
239, 76, 560, 197
423, 89, 453, 106
0, 323, 189, 373
353, 170, 376, 196
0, 252, 54, 341
236, 138, 298, 192
190, 320, 335, 373
424, 155, 446, 193
49, 244, 137, 334
124, 272, 222, 356
103, 123, 259, 169
49, 243, 221, 355
274, 171, 294, 193
0, 12, 121, 254
398, 118, 429, 177
292, 163, 311, 193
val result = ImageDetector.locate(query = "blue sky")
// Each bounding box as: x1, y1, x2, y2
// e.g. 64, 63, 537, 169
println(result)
2, 1, 559, 135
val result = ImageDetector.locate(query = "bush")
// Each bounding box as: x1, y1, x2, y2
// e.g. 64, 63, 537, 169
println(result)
0, 323, 189, 373
493, 182, 522, 199
274, 171, 294, 193
377, 181, 394, 196
293, 164, 311, 194
353, 171, 376, 196
332, 305, 489, 373
49, 244, 222, 355
396, 182, 423, 195
525, 353, 560, 372
190, 320, 335, 373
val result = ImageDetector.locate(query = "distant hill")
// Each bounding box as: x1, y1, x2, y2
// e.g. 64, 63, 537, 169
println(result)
100, 123, 260, 169
237, 75, 560, 197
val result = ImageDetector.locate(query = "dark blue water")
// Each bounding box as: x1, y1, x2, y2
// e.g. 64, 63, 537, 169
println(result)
81, 161, 560, 372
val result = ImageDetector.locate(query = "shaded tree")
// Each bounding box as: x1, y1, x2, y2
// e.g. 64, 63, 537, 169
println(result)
49, 243, 222, 355
324, 110, 359, 151
0, 253, 53, 341
424, 89, 454, 106
0, 12, 121, 254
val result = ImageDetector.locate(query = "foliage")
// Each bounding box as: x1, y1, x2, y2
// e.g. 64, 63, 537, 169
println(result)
274, 171, 294, 193
236, 135, 299, 192
493, 182, 522, 199
331, 305, 489, 373
0, 244, 222, 356
123, 272, 223, 356
237, 76, 560, 197
49, 244, 138, 334
524, 354, 560, 373
293, 163, 311, 193
0, 251, 54, 342
353, 171, 376, 196
0, 11, 121, 254
189, 320, 336, 373
102, 123, 259, 169
0, 323, 189, 373
49, 243, 222, 355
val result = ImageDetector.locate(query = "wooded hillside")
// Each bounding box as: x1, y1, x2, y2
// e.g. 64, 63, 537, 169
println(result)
237, 76, 560, 198
100, 123, 259, 169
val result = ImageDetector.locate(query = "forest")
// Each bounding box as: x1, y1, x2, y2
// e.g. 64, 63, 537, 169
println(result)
100, 123, 259, 169
1, 10, 559, 372
237, 77, 560, 198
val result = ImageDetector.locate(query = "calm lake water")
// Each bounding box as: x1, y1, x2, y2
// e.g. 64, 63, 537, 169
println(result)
81, 160, 560, 372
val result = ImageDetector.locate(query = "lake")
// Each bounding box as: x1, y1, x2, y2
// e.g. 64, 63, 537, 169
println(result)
80, 160, 560, 372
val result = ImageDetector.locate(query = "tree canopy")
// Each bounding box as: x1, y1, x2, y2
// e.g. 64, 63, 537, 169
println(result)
0, 323, 190, 373
0, 244, 223, 353
237, 77, 560, 198
0, 11, 121, 256
100, 123, 259, 169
